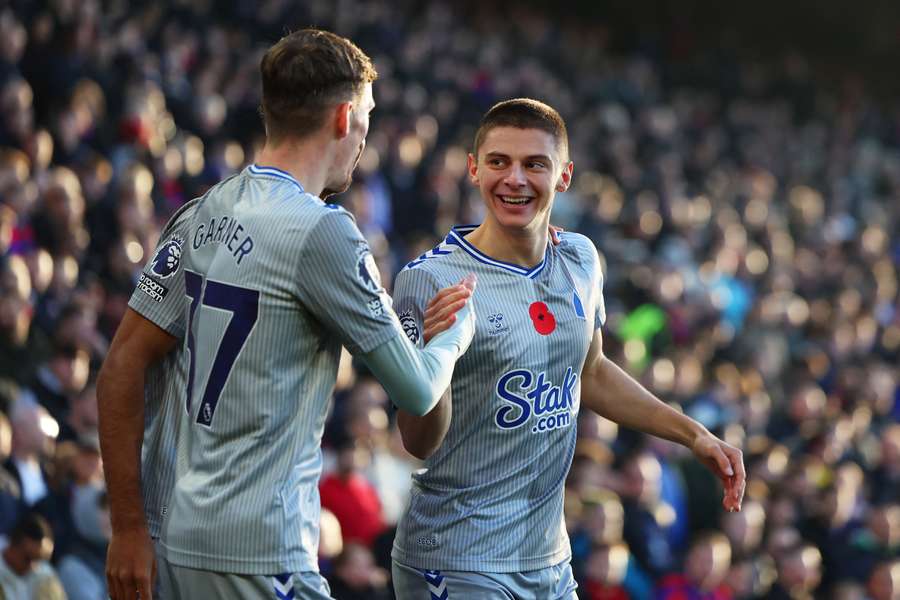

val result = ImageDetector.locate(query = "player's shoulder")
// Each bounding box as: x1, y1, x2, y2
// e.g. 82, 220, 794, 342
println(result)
160, 197, 202, 237
399, 237, 463, 276
556, 231, 600, 267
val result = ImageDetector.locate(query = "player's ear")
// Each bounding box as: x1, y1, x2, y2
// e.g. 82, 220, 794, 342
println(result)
334, 101, 352, 139
467, 153, 479, 184
556, 161, 574, 192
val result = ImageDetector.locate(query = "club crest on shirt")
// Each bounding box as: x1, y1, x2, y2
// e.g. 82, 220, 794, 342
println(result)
399, 309, 420, 344
356, 249, 382, 292
149, 236, 184, 279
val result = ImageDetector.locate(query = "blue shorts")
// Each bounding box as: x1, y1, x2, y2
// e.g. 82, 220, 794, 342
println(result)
392, 560, 577, 600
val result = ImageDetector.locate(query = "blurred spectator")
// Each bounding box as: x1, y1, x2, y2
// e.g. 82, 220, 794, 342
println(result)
845, 503, 900, 583
326, 543, 391, 600
865, 560, 900, 600
0, 512, 65, 599
619, 448, 678, 578
0, 410, 22, 538
57, 484, 108, 600
767, 543, 822, 600
320, 436, 387, 547
57, 377, 97, 444
582, 541, 632, 600
655, 531, 733, 600
27, 343, 89, 425
721, 499, 765, 561
4, 399, 54, 508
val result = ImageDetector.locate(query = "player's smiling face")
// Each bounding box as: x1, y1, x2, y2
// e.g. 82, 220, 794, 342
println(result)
468, 126, 572, 233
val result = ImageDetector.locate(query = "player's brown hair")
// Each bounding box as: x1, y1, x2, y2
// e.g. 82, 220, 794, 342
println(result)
473, 98, 569, 162
260, 29, 377, 143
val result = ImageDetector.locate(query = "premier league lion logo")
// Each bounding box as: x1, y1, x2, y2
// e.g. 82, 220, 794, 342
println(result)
150, 237, 184, 279
356, 250, 382, 292
399, 310, 420, 344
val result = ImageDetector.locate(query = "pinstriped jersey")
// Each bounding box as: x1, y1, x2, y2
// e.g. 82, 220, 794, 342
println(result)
161, 165, 403, 574
127, 199, 199, 538
392, 225, 605, 572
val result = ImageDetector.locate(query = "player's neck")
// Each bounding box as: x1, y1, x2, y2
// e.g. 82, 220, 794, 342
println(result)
254, 138, 332, 197
465, 219, 548, 268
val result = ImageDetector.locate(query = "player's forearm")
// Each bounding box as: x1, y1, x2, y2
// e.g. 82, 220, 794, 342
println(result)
97, 353, 148, 533
397, 392, 451, 460
363, 302, 474, 416
582, 356, 706, 448
362, 334, 457, 416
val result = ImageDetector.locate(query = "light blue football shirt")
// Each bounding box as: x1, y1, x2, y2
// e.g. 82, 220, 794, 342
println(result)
161, 165, 403, 574
127, 199, 199, 538
392, 226, 605, 572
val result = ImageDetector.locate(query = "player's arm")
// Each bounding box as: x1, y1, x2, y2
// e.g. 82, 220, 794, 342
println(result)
579, 328, 746, 512
98, 309, 176, 600
296, 210, 475, 417
394, 282, 472, 459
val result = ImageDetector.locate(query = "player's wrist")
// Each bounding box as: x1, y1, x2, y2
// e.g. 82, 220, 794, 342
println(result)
683, 419, 712, 451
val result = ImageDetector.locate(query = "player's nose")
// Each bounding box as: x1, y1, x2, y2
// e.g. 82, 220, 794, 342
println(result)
502, 162, 528, 188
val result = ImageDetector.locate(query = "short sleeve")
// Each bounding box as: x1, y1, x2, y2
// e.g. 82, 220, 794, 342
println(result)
128, 202, 197, 340
294, 209, 402, 355
392, 266, 443, 349
587, 240, 607, 329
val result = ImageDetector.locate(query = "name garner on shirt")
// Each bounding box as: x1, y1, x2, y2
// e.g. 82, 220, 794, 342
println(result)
192, 216, 254, 264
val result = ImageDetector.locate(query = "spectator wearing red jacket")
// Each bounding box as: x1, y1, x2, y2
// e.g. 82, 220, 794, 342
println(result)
320, 437, 386, 547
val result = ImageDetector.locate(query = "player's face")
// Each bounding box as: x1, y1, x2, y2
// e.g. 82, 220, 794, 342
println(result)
326, 83, 374, 197
468, 126, 572, 233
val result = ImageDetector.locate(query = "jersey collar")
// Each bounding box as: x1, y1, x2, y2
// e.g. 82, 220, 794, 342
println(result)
248, 164, 305, 194
447, 225, 548, 279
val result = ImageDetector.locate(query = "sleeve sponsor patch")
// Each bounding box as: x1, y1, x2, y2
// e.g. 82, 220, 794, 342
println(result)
137, 273, 169, 303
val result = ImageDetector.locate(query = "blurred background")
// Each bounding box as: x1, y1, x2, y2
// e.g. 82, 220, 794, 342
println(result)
0, 0, 898, 599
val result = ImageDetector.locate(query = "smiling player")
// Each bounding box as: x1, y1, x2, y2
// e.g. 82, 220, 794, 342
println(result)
390, 98, 745, 599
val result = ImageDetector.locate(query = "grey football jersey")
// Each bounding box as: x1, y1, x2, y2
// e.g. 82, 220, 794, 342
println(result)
392, 226, 605, 572
127, 199, 199, 538
161, 165, 402, 574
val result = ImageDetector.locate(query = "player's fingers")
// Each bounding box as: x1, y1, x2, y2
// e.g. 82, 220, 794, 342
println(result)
424, 287, 470, 317
724, 447, 746, 506
423, 316, 456, 343
151, 556, 158, 597
709, 446, 734, 480
425, 286, 456, 311
430, 298, 468, 325
424, 292, 469, 322
106, 565, 123, 600
549, 225, 564, 245
137, 573, 153, 600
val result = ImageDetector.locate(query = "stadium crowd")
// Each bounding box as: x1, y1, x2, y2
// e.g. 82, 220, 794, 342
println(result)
0, 0, 897, 598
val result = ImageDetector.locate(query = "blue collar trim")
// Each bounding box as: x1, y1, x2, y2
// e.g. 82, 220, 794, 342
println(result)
248, 164, 305, 193
447, 225, 547, 279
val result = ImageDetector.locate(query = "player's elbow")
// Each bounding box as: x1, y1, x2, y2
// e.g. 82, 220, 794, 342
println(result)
403, 440, 436, 461
398, 429, 438, 460
391, 382, 437, 417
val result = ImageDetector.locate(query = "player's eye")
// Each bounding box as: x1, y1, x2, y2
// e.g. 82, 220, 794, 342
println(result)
527, 161, 546, 169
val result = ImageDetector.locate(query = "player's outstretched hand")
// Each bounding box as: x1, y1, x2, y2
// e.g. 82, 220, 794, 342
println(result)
549, 224, 564, 245
691, 432, 745, 512
423, 274, 477, 344
106, 527, 156, 600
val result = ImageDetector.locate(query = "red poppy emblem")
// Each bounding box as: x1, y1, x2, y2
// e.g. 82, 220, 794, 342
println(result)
528, 301, 556, 335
